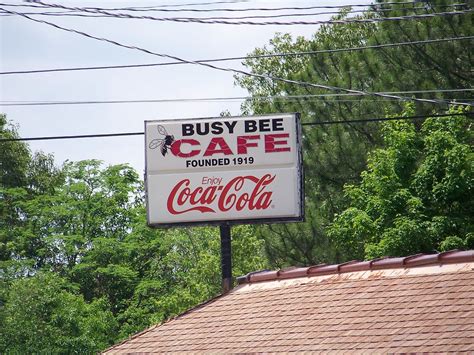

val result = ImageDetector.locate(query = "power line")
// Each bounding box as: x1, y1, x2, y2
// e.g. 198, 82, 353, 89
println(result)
0, 4, 467, 21
136, 0, 250, 8
66, 11, 474, 26
0, 132, 144, 142
8, 2, 472, 26
2, 7, 472, 108
302, 112, 473, 126
1, 90, 472, 106
87, 2, 472, 12
128, 0, 250, 8
101, 2, 470, 12
131, 0, 251, 8
1, 113, 471, 143
3, 0, 251, 11
2, 35, 472, 76
0, 9, 426, 20
4, 1, 458, 13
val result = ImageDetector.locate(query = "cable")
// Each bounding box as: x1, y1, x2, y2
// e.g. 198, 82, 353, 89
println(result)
0, 132, 144, 142
2, 36, 472, 76
3, 10, 372, 20
85, 2, 471, 12
2, 7, 472, 108
0, 10, 105, 18
4, 0, 251, 10
1, 90, 472, 106
5, 1, 461, 13
1, 113, 471, 143
302, 112, 473, 126
60, 11, 474, 26
126, 0, 250, 8
8, 2, 472, 26
132, 0, 251, 7
0, 4, 467, 21
0, 9, 423, 20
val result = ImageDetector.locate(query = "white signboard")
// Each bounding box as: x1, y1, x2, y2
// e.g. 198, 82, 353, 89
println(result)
145, 113, 304, 226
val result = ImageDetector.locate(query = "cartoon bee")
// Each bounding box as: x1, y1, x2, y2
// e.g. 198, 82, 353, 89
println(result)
148, 125, 175, 156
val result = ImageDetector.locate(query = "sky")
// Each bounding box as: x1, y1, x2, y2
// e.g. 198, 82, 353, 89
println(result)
0, 0, 370, 175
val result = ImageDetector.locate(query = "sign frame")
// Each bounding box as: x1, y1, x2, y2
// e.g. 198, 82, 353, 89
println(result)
144, 113, 304, 228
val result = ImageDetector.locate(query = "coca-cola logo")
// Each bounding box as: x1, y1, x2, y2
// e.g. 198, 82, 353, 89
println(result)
167, 174, 275, 215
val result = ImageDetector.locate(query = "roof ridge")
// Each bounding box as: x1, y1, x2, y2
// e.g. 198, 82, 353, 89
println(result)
236, 249, 474, 285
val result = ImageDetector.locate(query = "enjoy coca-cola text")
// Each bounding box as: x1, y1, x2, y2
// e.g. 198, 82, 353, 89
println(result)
167, 174, 275, 215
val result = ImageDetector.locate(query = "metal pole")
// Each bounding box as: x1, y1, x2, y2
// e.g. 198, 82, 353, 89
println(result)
219, 223, 232, 293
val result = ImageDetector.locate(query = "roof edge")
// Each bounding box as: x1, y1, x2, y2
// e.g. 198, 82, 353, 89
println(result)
101, 290, 228, 354
237, 250, 474, 285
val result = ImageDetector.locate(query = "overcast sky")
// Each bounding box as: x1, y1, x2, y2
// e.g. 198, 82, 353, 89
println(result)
0, 0, 370, 175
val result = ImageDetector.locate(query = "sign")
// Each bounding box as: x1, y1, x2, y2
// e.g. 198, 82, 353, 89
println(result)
145, 113, 304, 226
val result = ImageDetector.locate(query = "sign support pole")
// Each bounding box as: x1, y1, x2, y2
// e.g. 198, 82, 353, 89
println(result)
219, 223, 232, 293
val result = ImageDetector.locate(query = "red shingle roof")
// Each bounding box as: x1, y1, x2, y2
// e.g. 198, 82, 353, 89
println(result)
104, 250, 474, 354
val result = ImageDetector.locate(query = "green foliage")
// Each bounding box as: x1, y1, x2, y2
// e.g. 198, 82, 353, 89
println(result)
0, 272, 117, 354
0, 115, 63, 193
118, 224, 268, 339
258, 201, 337, 267
235, 32, 313, 115
234, 0, 473, 265
439, 236, 466, 252
235, 18, 380, 266
0, 114, 31, 189
329, 108, 473, 259
1, 1, 473, 352
1, 159, 143, 278
1, 154, 269, 350
369, 0, 472, 99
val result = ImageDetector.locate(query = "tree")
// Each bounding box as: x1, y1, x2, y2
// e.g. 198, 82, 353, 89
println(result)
1, 160, 143, 279
116, 223, 268, 339
234, 0, 473, 266
0, 114, 30, 189
329, 107, 473, 260
0, 146, 270, 346
0, 115, 30, 275
0, 272, 117, 354
1, 114, 65, 278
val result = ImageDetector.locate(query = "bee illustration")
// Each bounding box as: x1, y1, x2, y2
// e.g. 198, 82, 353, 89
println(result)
148, 125, 175, 156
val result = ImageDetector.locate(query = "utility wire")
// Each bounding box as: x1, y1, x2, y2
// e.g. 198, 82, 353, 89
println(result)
303, 112, 473, 125
92, 2, 470, 12
2, 35, 472, 76
9, 2, 472, 26
0, 132, 144, 142
3, 10, 368, 20
132, 0, 251, 8
5, 1, 458, 13
0, 4, 467, 20
0, 9, 423, 20
55, 10, 473, 26
2, 7, 472, 107
130, 0, 250, 8
1, 113, 471, 143
2, 90, 473, 107
2, 36, 472, 75
5, 0, 250, 10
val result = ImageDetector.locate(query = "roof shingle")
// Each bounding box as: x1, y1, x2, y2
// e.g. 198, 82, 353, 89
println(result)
104, 250, 474, 354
